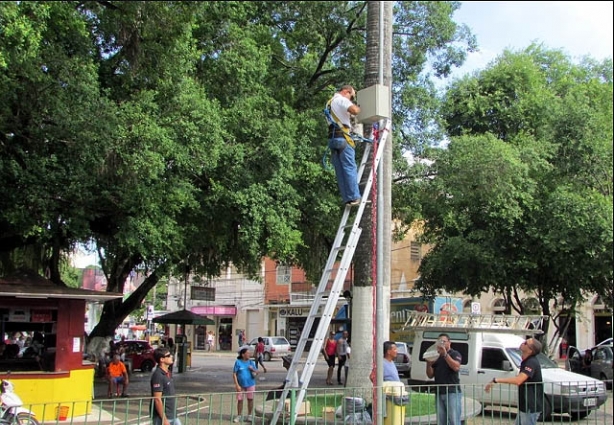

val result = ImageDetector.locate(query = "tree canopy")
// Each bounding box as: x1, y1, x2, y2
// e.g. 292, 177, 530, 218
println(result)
415, 45, 613, 320
0, 1, 475, 337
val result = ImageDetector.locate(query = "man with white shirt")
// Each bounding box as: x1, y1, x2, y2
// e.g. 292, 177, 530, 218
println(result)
326, 85, 362, 206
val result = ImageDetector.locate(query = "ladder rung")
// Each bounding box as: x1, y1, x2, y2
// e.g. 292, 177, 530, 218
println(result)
271, 118, 392, 425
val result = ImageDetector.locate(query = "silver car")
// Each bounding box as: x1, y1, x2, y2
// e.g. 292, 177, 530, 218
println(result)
590, 344, 613, 389
567, 344, 613, 389
248, 336, 291, 361
394, 341, 412, 377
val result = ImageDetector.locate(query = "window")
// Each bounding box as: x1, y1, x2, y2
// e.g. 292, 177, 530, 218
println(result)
481, 348, 509, 370
492, 298, 506, 313
523, 297, 541, 314
410, 242, 422, 261
0, 307, 57, 372
276, 264, 291, 285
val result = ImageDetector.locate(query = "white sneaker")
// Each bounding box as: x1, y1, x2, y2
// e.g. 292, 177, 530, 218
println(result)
233, 416, 242, 423
244, 415, 253, 422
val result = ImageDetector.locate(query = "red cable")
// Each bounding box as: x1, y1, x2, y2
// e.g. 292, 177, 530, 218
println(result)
371, 123, 379, 417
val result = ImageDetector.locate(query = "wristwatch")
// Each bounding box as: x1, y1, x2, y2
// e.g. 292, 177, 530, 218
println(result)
492, 378, 497, 384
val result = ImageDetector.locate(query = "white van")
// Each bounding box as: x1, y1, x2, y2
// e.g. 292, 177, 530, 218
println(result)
406, 312, 607, 420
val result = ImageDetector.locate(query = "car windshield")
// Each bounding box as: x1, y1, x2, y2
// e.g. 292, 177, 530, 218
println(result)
507, 349, 559, 369
396, 343, 408, 354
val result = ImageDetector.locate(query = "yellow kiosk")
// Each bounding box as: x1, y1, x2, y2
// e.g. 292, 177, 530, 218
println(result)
0, 270, 122, 421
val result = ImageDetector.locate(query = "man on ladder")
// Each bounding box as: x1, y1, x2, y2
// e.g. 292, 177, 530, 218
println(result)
326, 85, 362, 206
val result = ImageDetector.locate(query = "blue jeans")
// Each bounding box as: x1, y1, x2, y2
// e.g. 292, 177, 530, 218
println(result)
515, 411, 540, 425
436, 391, 462, 425
328, 138, 360, 203
153, 417, 181, 425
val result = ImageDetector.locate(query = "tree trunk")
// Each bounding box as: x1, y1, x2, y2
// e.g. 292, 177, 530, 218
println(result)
347, 1, 393, 396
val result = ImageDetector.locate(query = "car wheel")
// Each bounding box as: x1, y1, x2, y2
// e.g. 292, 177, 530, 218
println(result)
140, 360, 154, 372
600, 372, 612, 389
264, 352, 272, 362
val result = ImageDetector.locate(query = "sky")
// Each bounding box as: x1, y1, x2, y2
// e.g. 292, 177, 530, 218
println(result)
447, 1, 613, 80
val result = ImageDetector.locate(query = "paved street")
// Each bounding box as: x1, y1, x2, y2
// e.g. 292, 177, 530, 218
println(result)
94, 350, 332, 398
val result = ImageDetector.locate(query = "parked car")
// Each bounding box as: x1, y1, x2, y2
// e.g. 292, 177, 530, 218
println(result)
247, 336, 291, 361
114, 339, 156, 372
567, 343, 613, 389
394, 341, 412, 377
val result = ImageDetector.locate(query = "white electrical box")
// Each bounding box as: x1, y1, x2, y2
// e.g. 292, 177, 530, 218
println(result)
355, 84, 390, 124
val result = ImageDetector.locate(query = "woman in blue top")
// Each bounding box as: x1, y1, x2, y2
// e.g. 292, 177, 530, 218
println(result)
233, 346, 259, 423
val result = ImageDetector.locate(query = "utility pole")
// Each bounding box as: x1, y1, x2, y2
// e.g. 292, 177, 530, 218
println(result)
348, 1, 393, 419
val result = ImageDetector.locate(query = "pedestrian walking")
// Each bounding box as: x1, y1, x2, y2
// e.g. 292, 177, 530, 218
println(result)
485, 338, 544, 425
426, 333, 462, 425
207, 331, 215, 352
233, 346, 259, 423
150, 347, 180, 425
255, 337, 267, 373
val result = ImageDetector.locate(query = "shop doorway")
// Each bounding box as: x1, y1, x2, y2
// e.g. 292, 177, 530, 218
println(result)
218, 318, 233, 351
594, 313, 612, 344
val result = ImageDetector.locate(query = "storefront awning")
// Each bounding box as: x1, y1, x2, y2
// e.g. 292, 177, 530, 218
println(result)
331, 304, 349, 323
0, 269, 123, 302
191, 305, 237, 316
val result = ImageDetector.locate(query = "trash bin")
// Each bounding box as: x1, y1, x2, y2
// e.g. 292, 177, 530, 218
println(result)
56, 405, 70, 421
383, 382, 408, 425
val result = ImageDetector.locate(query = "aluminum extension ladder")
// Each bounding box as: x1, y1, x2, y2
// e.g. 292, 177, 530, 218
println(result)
270, 119, 391, 425
402, 311, 548, 335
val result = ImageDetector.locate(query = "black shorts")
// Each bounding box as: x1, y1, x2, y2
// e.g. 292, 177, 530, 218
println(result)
326, 354, 336, 367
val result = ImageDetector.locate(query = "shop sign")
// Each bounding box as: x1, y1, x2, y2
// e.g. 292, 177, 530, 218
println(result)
9, 308, 29, 322
279, 307, 308, 317
31, 309, 53, 322
191, 286, 215, 301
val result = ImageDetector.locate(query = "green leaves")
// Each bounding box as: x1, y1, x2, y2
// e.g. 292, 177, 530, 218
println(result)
418, 45, 613, 314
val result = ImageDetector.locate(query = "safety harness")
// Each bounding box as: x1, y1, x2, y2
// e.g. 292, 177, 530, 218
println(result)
325, 97, 356, 148
322, 96, 373, 169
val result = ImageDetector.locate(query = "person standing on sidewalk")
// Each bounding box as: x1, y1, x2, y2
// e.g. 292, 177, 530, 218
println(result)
233, 346, 259, 423
336, 331, 349, 385
426, 333, 462, 425
485, 338, 543, 425
150, 347, 180, 425
322, 331, 337, 385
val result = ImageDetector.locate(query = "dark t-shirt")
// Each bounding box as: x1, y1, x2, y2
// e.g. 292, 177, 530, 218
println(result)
432, 348, 462, 394
518, 355, 543, 413
150, 366, 177, 419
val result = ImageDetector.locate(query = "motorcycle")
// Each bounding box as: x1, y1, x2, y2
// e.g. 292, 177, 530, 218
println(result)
0, 380, 40, 425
